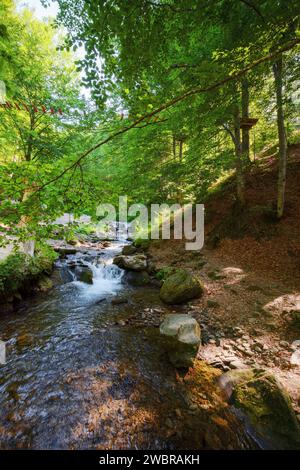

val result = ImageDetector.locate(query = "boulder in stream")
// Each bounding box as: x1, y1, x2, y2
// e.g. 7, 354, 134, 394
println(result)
159, 268, 203, 304
218, 368, 300, 449
121, 245, 137, 256
75, 266, 93, 284
122, 270, 150, 286
113, 254, 147, 271
159, 314, 201, 367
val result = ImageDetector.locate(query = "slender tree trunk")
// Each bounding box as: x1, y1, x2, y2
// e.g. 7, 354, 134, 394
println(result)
273, 54, 287, 219
242, 78, 250, 163
179, 140, 183, 162
19, 187, 35, 256
234, 108, 245, 207
172, 135, 176, 158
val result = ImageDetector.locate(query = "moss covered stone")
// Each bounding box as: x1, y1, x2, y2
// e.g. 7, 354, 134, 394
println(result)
159, 268, 203, 304
155, 266, 178, 281
219, 368, 300, 449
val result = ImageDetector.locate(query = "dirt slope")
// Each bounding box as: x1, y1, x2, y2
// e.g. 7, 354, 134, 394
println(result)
149, 143, 300, 415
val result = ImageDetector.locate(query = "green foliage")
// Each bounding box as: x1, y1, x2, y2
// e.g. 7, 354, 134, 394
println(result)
0, 244, 57, 301
0, 0, 299, 248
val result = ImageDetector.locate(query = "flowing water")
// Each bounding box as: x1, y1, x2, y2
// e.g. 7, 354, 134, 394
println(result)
0, 240, 256, 449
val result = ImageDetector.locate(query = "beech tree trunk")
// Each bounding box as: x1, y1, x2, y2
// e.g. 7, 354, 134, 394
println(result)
172, 135, 176, 158
19, 187, 35, 256
242, 78, 250, 163
234, 108, 245, 207
179, 140, 183, 162
273, 54, 287, 219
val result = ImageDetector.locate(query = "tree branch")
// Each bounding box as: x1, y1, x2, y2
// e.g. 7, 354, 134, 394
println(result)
35, 38, 300, 193
238, 0, 265, 21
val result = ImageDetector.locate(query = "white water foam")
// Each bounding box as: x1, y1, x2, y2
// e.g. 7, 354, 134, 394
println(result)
73, 241, 125, 300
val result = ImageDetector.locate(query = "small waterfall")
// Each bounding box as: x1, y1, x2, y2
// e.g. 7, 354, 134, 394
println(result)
96, 221, 130, 241
72, 241, 125, 300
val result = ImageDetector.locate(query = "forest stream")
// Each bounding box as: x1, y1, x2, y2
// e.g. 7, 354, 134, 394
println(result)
0, 237, 260, 450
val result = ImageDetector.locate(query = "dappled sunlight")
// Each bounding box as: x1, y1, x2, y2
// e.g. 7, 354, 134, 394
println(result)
220, 266, 248, 285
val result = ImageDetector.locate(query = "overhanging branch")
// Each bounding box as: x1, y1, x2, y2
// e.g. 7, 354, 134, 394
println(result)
35, 38, 300, 193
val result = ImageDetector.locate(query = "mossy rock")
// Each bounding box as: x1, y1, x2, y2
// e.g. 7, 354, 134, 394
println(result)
75, 266, 93, 284
121, 245, 137, 256
155, 266, 178, 281
159, 268, 203, 304
220, 369, 300, 449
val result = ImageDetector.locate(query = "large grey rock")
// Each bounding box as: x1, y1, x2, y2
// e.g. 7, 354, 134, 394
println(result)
113, 254, 147, 271
219, 368, 300, 449
159, 268, 203, 304
159, 314, 201, 367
